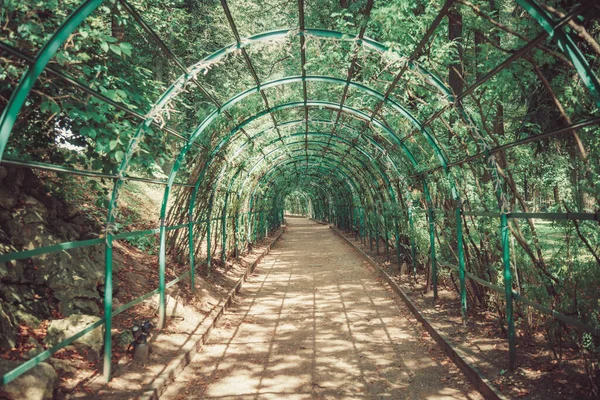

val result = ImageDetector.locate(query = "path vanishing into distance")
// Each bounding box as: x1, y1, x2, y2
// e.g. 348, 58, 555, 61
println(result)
163, 217, 483, 400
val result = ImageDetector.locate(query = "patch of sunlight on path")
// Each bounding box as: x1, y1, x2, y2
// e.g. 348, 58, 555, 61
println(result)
161, 217, 483, 400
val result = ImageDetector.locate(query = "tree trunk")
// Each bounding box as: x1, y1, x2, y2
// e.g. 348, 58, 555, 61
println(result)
111, 15, 125, 41
448, 9, 464, 97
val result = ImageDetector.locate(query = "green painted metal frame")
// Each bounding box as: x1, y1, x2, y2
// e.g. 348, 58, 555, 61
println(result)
1, 0, 599, 385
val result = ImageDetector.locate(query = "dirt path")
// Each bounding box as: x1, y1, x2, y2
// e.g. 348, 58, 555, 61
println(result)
162, 217, 483, 399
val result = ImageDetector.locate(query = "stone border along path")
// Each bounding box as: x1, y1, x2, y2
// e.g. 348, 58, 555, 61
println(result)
328, 224, 505, 400
160, 217, 485, 399
139, 225, 287, 400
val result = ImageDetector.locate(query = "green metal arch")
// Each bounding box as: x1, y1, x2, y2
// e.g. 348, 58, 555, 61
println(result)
218, 162, 350, 259
249, 157, 366, 205
244, 136, 396, 200
245, 151, 384, 209
517, 0, 600, 106
248, 161, 362, 230
0, 0, 597, 383
245, 159, 366, 239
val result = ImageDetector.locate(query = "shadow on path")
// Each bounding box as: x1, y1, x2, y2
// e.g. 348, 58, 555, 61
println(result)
162, 217, 483, 400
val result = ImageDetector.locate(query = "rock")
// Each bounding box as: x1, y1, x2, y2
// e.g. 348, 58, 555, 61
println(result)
48, 357, 94, 390
9, 304, 45, 328
2, 284, 36, 304
0, 186, 16, 209
0, 208, 10, 224
0, 359, 56, 400
23, 210, 46, 225
400, 262, 408, 275
0, 285, 51, 326
63, 203, 79, 219
48, 357, 78, 375
44, 314, 104, 356
24, 337, 44, 359
42, 248, 105, 316
0, 166, 107, 353
0, 255, 27, 284
0, 303, 17, 348
55, 222, 81, 240
112, 298, 123, 309
23, 195, 47, 217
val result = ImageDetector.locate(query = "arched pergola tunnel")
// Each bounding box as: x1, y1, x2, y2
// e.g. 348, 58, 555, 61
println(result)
1, 0, 599, 388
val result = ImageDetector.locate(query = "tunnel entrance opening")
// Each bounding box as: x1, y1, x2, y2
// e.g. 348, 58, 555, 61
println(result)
1, 0, 599, 396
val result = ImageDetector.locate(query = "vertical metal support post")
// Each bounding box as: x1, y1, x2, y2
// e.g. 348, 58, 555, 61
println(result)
356, 207, 362, 243
103, 233, 113, 382
368, 210, 373, 250
394, 210, 402, 271
427, 207, 437, 300
501, 212, 516, 370
248, 211, 257, 243
234, 213, 239, 258
253, 212, 258, 242
256, 211, 262, 241
455, 206, 467, 323
408, 207, 417, 280
221, 211, 227, 264
384, 207, 390, 261
246, 211, 251, 243
241, 212, 245, 248
158, 220, 167, 328
357, 208, 361, 242
206, 192, 214, 278
375, 209, 380, 255
361, 208, 366, 244
189, 214, 195, 291
206, 216, 212, 277
353, 207, 358, 240
346, 206, 350, 232
265, 211, 268, 236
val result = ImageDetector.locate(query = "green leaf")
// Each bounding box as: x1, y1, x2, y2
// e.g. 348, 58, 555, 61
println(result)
80, 126, 97, 139
91, 159, 103, 171
109, 44, 122, 56
78, 52, 91, 62
109, 140, 118, 151
96, 139, 108, 153
114, 150, 124, 163
100, 41, 109, 53
120, 42, 133, 57
49, 101, 61, 114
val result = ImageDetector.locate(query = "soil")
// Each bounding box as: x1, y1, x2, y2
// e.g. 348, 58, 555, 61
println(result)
1, 168, 289, 398
161, 217, 483, 399
52, 228, 284, 399
335, 226, 595, 399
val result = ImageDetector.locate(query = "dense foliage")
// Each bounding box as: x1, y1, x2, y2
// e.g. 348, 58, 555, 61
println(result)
1, 0, 600, 394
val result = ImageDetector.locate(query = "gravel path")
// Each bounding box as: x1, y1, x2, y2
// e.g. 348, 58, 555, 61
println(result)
162, 217, 483, 399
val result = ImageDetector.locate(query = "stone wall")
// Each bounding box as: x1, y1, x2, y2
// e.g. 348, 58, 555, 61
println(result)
0, 166, 106, 349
